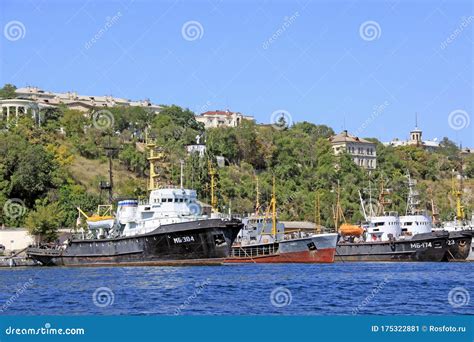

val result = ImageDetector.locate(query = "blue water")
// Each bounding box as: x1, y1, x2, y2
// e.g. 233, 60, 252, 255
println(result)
0, 263, 472, 315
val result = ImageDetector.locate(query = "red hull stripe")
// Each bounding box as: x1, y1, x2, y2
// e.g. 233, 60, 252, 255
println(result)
225, 248, 336, 263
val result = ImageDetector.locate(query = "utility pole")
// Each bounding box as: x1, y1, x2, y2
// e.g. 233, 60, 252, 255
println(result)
102, 135, 120, 204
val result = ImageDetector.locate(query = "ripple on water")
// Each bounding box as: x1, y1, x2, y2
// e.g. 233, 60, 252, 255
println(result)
0, 263, 472, 315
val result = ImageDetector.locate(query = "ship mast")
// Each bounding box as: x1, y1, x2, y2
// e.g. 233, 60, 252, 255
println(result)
208, 160, 217, 212
145, 131, 164, 191
378, 178, 391, 215
180, 159, 184, 189
359, 190, 368, 221
315, 191, 321, 234
271, 175, 277, 237
102, 135, 119, 204
405, 171, 420, 215
428, 187, 440, 226
255, 176, 261, 216
333, 181, 345, 232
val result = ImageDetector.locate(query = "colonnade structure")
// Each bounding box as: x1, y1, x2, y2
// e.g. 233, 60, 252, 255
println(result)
0, 99, 44, 126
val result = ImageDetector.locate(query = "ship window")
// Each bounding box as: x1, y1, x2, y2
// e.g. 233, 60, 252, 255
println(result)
161, 199, 166, 203
307, 242, 317, 251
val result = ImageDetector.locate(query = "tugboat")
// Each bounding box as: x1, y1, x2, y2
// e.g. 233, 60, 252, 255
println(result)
225, 177, 338, 263
335, 180, 449, 262
27, 138, 243, 266
401, 172, 472, 261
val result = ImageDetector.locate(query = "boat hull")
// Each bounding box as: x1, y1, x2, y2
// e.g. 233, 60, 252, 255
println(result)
444, 230, 473, 261
468, 238, 474, 261
335, 232, 449, 262
27, 219, 242, 266
226, 233, 337, 263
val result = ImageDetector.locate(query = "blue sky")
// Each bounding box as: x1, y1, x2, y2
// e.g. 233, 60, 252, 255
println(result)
1, 0, 473, 145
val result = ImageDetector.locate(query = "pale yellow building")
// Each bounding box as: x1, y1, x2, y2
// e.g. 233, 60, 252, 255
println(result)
329, 130, 377, 169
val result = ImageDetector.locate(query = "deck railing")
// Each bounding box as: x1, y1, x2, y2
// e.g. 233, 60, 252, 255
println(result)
231, 244, 277, 258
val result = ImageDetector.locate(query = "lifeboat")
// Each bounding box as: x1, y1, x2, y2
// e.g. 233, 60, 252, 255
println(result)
77, 205, 115, 230
339, 223, 364, 237
86, 215, 115, 230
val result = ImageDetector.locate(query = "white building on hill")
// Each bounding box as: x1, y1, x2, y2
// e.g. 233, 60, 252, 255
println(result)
329, 130, 377, 169
195, 110, 254, 129
3, 86, 162, 114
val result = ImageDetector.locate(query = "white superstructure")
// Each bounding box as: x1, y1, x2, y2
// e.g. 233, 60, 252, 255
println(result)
366, 212, 402, 241
116, 188, 210, 237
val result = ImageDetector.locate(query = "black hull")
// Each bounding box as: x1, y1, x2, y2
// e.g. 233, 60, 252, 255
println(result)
335, 232, 449, 262
27, 219, 242, 266
443, 230, 473, 261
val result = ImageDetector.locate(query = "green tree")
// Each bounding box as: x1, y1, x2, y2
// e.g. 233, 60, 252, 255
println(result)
0, 84, 17, 99
26, 200, 65, 242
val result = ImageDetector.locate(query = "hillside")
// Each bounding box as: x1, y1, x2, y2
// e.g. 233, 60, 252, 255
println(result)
0, 85, 473, 235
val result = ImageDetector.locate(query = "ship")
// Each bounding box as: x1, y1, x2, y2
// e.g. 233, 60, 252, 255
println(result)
401, 172, 472, 261
27, 137, 243, 266
225, 177, 338, 263
335, 179, 449, 262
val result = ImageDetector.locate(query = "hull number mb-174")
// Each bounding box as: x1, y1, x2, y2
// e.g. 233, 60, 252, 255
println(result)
410, 242, 432, 249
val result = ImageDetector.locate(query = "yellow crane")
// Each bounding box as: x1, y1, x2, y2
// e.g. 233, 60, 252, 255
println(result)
452, 172, 465, 221
145, 131, 164, 191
